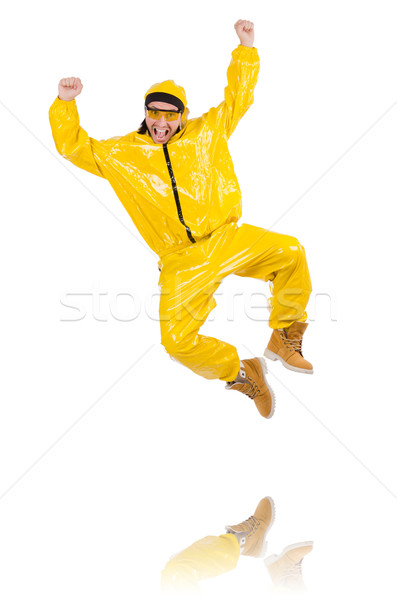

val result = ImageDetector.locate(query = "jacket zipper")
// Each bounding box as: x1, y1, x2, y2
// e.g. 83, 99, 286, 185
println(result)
162, 143, 196, 244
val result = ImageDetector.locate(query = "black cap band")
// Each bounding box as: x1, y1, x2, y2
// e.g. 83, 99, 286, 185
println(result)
145, 92, 184, 113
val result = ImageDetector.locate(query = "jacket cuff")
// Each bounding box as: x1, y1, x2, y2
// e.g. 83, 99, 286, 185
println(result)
233, 44, 259, 62
49, 96, 78, 118
55, 96, 77, 108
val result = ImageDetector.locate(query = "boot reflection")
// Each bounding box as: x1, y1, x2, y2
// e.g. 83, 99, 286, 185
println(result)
161, 498, 313, 597
265, 541, 314, 595
161, 496, 275, 597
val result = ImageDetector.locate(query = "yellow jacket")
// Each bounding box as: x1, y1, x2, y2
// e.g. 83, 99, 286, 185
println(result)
49, 45, 260, 258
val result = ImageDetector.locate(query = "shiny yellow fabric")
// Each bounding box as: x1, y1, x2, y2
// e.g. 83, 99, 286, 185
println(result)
161, 533, 240, 595
49, 45, 312, 383
49, 45, 260, 258
159, 223, 312, 382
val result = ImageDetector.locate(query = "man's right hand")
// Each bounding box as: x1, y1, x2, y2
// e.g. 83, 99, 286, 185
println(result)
58, 77, 83, 101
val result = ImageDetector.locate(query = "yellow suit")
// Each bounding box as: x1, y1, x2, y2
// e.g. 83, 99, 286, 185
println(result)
49, 45, 311, 383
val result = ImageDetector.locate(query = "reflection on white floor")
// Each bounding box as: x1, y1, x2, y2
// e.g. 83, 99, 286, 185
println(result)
161, 496, 313, 598
265, 541, 313, 594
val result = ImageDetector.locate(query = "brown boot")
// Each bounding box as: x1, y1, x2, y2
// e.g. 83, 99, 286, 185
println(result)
225, 496, 275, 558
264, 322, 313, 374
265, 541, 313, 591
225, 358, 275, 418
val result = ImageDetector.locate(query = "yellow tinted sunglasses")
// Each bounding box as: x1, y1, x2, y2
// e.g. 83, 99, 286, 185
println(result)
146, 108, 181, 121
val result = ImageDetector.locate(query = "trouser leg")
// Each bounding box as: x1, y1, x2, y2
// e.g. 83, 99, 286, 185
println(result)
223, 224, 312, 329
159, 272, 241, 382
159, 223, 311, 381
161, 533, 240, 595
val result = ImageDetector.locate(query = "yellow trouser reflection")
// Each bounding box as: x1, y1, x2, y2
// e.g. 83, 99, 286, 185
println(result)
161, 533, 240, 595
159, 223, 312, 382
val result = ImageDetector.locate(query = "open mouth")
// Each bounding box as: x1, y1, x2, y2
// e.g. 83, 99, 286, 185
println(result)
153, 127, 170, 141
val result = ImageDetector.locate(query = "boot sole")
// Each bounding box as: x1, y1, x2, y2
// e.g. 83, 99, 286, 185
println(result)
264, 349, 313, 374
264, 540, 314, 566
258, 358, 276, 419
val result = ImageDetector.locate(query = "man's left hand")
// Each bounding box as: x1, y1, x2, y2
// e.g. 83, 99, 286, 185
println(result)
234, 19, 254, 48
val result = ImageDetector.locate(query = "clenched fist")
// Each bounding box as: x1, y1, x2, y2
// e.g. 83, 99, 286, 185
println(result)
234, 19, 254, 48
58, 77, 83, 101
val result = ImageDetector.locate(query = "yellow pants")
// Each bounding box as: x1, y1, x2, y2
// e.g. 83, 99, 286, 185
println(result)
159, 223, 312, 382
161, 533, 240, 595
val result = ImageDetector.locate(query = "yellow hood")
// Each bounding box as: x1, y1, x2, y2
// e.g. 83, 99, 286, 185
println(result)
144, 80, 189, 127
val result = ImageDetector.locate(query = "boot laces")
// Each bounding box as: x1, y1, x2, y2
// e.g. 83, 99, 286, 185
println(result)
226, 515, 259, 548
243, 377, 260, 400
281, 331, 303, 355
238, 515, 259, 538
289, 558, 303, 577
283, 558, 303, 584
227, 367, 261, 399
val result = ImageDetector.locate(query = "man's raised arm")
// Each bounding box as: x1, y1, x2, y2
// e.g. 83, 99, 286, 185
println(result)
49, 77, 106, 178
205, 20, 260, 139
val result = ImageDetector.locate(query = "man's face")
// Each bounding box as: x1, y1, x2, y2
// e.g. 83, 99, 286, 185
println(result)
145, 101, 182, 144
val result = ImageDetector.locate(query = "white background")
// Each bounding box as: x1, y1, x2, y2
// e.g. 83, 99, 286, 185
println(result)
1, 0, 397, 598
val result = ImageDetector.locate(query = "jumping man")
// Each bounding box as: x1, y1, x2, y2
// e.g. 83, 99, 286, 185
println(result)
49, 20, 313, 419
